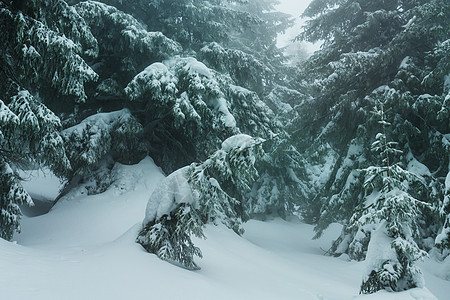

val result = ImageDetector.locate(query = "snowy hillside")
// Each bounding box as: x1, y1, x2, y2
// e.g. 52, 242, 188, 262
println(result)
1, 157, 448, 300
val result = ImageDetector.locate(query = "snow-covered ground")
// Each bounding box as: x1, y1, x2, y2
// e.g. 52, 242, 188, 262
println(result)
1, 157, 448, 299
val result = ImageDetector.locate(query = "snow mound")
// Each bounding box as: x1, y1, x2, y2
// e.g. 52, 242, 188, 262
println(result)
221, 134, 259, 152
363, 223, 399, 280
2, 157, 446, 300
183, 59, 212, 78
108, 157, 163, 194
214, 97, 236, 128
19, 167, 63, 201
142, 166, 194, 224
353, 288, 437, 300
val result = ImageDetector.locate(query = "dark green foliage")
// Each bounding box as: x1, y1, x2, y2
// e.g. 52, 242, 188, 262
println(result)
0, 2, 92, 239
0, 158, 33, 240
95, 0, 257, 51
350, 100, 429, 293
0, 1, 98, 106
293, 0, 450, 259
137, 135, 264, 269
137, 203, 204, 270
74, 0, 181, 97
0, 90, 69, 239
199, 42, 269, 94
125, 57, 275, 173
61, 109, 147, 193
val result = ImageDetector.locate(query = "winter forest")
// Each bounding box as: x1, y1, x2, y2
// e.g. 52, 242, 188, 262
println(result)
0, 0, 449, 299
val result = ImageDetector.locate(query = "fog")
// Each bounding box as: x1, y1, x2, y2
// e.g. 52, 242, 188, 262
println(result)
276, 0, 311, 17
275, 0, 321, 58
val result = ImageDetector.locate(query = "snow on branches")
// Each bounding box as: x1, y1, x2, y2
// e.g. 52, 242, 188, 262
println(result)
62, 109, 146, 192
350, 99, 429, 293
0, 91, 69, 241
0, 2, 98, 102
137, 134, 264, 270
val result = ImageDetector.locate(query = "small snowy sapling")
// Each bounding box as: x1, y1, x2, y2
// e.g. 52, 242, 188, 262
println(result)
137, 134, 264, 269
350, 100, 429, 293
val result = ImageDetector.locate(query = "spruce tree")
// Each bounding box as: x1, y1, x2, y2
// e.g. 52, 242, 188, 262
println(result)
137, 134, 264, 269
69, 0, 283, 180
0, 0, 296, 238
351, 99, 428, 293
0, 91, 70, 240
0, 0, 97, 238
0, 158, 33, 240
125, 57, 275, 173
61, 108, 147, 194
436, 165, 450, 254
293, 0, 450, 257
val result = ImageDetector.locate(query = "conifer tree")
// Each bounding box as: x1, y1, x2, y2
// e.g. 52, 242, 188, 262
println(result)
61, 109, 147, 194
125, 58, 275, 173
436, 165, 450, 254
72, 0, 181, 111
1, 0, 294, 237
0, 0, 96, 238
0, 91, 70, 240
137, 134, 264, 269
69, 0, 282, 180
0, 158, 33, 240
0, 0, 99, 107
350, 99, 428, 293
93, 0, 257, 51
294, 0, 449, 256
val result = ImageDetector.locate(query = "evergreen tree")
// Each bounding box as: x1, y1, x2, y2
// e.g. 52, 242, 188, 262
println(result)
137, 134, 264, 269
0, 0, 299, 238
72, 0, 181, 114
0, 0, 98, 106
294, 0, 450, 257
93, 0, 257, 51
125, 57, 275, 173
0, 157, 33, 240
436, 159, 450, 254
61, 108, 147, 194
0, 0, 96, 238
69, 0, 283, 179
0, 91, 70, 240
351, 99, 428, 293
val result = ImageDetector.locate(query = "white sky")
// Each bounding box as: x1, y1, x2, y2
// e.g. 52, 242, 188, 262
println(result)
275, 0, 311, 17
275, 0, 321, 54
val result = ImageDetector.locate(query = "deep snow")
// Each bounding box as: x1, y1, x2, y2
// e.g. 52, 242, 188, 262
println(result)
1, 157, 448, 299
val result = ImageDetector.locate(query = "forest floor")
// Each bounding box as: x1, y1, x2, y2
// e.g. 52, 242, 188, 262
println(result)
1, 157, 448, 299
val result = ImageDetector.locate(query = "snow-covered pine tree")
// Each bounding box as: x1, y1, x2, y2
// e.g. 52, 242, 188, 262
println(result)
67, 1, 279, 179
0, 158, 33, 240
198, 42, 271, 96
293, 0, 449, 257
0, 0, 98, 107
93, 0, 256, 51
81, 0, 294, 102
187, 0, 303, 220
350, 99, 428, 293
0, 91, 70, 240
436, 169, 450, 254
198, 0, 294, 96
125, 57, 275, 173
0, 0, 101, 238
61, 108, 146, 194
137, 134, 264, 269
245, 133, 306, 219
72, 0, 181, 108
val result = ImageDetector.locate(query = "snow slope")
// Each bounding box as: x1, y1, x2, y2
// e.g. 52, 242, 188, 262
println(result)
1, 157, 448, 299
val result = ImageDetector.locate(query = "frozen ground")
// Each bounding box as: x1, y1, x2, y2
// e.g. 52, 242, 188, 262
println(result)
1, 157, 448, 299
